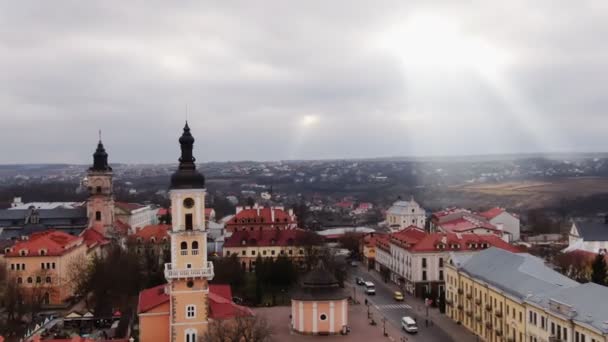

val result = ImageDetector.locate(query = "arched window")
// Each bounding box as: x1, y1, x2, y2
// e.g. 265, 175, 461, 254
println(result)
43, 292, 50, 305
27, 277, 33, 284
192, 241, 199, 250
96, 186, 102, 194
45, 276, 51, 283
95, 211, 101, 221
36, 276, 41, 283
180, 242, 188, 250
185, 329, 197, 342
17, 277, 22, 284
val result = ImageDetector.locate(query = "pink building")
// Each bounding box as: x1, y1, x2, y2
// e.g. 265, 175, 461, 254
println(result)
291, 263, 349, 335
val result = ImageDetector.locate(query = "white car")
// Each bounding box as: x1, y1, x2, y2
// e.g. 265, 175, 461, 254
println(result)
364, 281, 375, 295
401, 316, 418, 333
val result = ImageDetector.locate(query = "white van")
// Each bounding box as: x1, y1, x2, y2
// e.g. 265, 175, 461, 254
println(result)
401, 316, 418, 333
364, 281, 375, 295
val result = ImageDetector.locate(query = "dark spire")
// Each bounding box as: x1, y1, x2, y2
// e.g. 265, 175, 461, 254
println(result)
170, 122, 205, 189
90, 132, 112, 172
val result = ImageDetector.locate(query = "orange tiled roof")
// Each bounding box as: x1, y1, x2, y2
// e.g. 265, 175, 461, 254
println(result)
224, 228, 307, 248
5, 230, 81, 257
130, 224, 170, 243
227, 207, 296, 225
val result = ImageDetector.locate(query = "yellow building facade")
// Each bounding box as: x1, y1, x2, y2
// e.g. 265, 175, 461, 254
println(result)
446, 248, 608, 342
4, 231, 88, 306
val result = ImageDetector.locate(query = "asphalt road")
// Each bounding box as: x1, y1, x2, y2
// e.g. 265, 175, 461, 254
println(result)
349, 265, 455, 342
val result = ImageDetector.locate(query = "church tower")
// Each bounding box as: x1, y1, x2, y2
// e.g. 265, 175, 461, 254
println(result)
165, 122, 214, 342
85, 136, 115, 236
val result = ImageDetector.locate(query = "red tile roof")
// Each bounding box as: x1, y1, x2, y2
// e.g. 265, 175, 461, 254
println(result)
478, 207, 505, 220
224, 229, 308, 248
228, 206, 296, 226
389, 226, 427, 248
5, 230, 82, 257
363, 233, 386, 247
114, 219, 131, 236
130, 224, 170, 243
437, 216, 499, 233
80, 227, 109, 248
409, 232, 520, 253
138, 284, 252, 319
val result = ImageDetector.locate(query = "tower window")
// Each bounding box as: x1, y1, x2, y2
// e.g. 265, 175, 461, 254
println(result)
185, 214, 193, 230
186, 305, 196, 318
96, 186, 102, 194
192, 241, 199, 250
180, 242, 188, 250
185, 330, 197, 342
95, 211, 101, 221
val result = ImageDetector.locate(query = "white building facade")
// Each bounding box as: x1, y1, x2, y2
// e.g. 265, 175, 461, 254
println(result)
386, 198, 426, 231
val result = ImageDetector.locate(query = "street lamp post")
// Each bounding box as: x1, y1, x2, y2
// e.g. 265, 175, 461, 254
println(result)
382, 317, 387, 336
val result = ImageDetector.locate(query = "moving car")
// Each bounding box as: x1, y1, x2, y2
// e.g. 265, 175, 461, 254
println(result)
401, 316, 418, 333
364, 281, 376, 295
355, 277, 365, 285
393, 291, 404, 301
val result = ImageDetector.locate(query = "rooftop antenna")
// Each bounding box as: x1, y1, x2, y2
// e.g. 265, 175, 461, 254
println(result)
98, 129, 102, 142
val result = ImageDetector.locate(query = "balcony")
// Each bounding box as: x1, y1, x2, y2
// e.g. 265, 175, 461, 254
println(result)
475, 315, 482, 322
466, 293, 472, 300
164, 262, 214, 280
485, 322, 492, 329
495, 329, 502, 337
191, 249, 199, 255
495, 310, 502, 318
457, 304, 463, 310
475, 298, 482, 305
457, 288, 464, 294
485, 304, 492, 312
465, 310, 473, 317
180, 250, 188, 256
507, 338, 515, 342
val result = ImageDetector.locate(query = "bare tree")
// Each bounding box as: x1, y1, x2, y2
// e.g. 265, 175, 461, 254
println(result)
201, 313, 273, 342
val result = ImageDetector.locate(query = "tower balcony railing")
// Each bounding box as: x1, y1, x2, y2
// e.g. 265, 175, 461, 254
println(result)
164, 262, 214, 280
170, 225, 206, 234
191, 249, 199, 255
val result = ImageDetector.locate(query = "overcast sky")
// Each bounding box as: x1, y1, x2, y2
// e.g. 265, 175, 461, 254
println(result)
1, 1, 607, 164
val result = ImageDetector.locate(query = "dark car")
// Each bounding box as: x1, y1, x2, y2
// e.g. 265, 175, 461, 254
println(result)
355, 277, 365, 285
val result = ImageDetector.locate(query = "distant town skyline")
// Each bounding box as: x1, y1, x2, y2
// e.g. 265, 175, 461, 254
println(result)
1, 1, 607, 164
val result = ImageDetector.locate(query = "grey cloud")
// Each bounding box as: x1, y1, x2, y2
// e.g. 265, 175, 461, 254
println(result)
0, 1, 607, 163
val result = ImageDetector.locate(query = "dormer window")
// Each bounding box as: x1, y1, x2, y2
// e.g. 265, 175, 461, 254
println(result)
39, 249, 46, 256
137, 237, 143, 244
150, 237, 156, 243
271, 239, 276, 245
19, 249, 27, 256
241, 239, 247, 246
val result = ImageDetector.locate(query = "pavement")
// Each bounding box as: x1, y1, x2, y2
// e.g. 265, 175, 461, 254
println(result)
351, 264, 478, 342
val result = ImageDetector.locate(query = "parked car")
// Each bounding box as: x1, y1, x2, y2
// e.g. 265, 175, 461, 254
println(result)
401, 316, 418, 333
393, 291, 404, 301
355, 277, 365, 285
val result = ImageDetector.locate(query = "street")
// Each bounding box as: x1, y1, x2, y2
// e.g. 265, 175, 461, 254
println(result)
348, 264, 464, 342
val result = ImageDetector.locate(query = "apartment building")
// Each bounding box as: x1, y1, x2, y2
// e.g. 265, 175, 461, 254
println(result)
446, 247, 608, 342
374, 226, 519, 298
4, 230, 88, 305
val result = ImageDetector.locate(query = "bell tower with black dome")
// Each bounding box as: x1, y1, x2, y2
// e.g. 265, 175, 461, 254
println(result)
85, 134, 115, 236
165, 122, 213, 342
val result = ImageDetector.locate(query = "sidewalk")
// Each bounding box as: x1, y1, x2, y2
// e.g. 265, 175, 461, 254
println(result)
359, 266, 477, 342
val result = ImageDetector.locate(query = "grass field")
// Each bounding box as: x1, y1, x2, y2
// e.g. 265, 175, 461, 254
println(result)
446, 177, 608, 208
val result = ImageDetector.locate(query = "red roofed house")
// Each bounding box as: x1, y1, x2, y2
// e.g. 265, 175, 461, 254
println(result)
360, 232, 386, 269
431, 207, 520, 242
374, 226, 520, 298
79, 227, 110, 258
478, 207, 520, 241
225, 204, 297, 233
4, 230, 88, 305
128, 224, 171, 263
138, 284, 253, 342
223, 229, 311, 271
